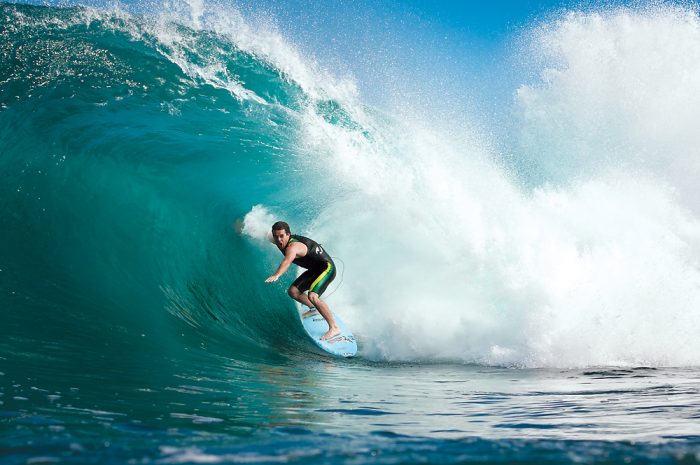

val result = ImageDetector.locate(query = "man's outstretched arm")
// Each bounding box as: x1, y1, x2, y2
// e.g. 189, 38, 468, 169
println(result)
265, 246, 297, 282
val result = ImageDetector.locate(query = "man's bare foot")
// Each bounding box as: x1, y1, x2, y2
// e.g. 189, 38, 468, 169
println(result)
302, 309, 319, 319
320, 326, 341, 340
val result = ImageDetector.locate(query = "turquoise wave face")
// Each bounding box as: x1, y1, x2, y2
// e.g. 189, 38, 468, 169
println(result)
0, 2, 327, 361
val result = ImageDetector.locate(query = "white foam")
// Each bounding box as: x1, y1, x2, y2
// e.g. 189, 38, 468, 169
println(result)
286, 6, 700, 368
159, 445, 305, 463
241, 205, 276, 244
516, 6, 700, 213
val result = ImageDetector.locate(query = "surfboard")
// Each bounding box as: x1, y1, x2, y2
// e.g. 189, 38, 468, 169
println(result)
299, 308, 357, 357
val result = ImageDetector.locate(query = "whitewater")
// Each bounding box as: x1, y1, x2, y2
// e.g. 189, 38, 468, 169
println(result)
2, 1, 700, 463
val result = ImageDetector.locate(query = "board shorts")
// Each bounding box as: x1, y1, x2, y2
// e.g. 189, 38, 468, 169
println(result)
292, 261, 336, 296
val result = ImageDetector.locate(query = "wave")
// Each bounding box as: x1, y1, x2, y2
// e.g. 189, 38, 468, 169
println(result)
3, 1, 700, 368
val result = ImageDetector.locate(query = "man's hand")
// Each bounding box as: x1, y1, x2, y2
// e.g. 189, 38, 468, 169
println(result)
265, 275, 279, 283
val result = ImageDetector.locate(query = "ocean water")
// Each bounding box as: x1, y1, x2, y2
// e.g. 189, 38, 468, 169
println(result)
2, 2, 700, 463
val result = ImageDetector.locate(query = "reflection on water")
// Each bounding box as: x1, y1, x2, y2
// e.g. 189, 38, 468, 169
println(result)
2, 335, 700, 463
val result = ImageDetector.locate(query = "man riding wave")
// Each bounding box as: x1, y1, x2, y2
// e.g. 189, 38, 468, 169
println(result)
265, 221, 340, 340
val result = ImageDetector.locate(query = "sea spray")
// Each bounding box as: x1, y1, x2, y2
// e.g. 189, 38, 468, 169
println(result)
516, 6, 700, 208
241, 205, 276, 244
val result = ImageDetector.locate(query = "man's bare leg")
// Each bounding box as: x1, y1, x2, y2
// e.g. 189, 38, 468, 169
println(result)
287, 286, 318, 318
308, 292, 340, 340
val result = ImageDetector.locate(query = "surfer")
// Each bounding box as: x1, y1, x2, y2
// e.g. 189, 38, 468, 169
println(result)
265, 221, 340, 340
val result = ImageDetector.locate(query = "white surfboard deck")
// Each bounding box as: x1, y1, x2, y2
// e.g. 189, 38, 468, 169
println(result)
298, 307, 357, 358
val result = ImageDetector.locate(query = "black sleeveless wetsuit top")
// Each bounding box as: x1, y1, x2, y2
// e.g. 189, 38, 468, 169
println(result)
283, 234, 333, 270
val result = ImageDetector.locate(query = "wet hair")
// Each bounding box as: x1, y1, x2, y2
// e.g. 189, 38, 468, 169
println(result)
271, 221, 290, 234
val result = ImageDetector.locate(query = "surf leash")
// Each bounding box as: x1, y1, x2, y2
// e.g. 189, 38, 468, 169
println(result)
324, 256, 345, 298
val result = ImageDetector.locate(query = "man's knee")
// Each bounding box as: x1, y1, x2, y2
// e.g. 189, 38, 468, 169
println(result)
308, 292, 321, 305
288, 286, 300, 298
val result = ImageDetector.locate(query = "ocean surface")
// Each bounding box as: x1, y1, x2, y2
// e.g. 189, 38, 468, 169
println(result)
2, 2, 700, 463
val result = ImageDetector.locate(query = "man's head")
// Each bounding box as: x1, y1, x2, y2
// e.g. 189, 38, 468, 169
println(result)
271, 221, 291, 248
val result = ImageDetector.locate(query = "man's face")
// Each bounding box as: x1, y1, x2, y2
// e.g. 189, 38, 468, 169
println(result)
272, 229, 290, 249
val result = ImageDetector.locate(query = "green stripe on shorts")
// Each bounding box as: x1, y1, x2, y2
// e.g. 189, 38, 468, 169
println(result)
310, 262, 333, 294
